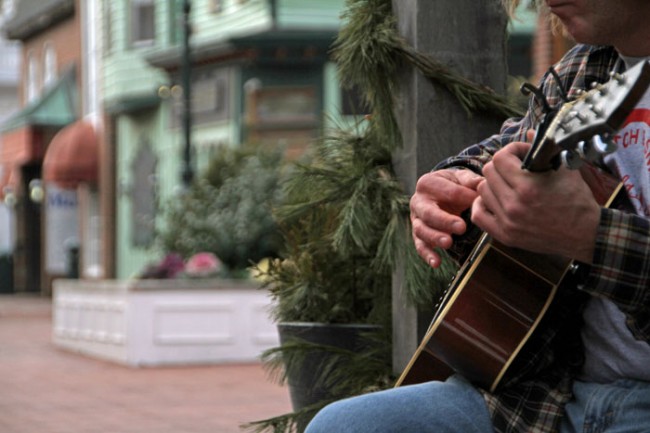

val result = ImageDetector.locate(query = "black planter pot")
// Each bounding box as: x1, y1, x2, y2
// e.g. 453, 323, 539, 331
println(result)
277, 322, 381, 412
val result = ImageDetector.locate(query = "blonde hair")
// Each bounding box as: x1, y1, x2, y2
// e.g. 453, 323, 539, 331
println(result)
502, 0, 565, 35
502, 0, 523, 18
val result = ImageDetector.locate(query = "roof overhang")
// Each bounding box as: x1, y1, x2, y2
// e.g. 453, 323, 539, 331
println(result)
145, 29, 337, 71
104, 93, 161, 115
1, 66, 77, 133
3, 0, 75, 40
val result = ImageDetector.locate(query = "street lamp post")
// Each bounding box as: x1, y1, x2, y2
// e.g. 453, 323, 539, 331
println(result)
181, 0, 193, 188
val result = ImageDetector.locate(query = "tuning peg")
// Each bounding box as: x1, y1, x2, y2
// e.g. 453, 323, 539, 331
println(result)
609, 71, 627, 85
590, 104, 604, 118
570, 110, 588, 124
577, 140, 589, 158
592, 134, 617, 155
560, 149, 583, 170
589, 81, 609, 96
577, 140, 599, 162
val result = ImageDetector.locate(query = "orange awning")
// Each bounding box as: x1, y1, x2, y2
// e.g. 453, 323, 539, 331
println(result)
43, 120, 98, 188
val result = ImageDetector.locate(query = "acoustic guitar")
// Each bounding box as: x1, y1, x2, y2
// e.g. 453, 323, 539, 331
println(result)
396, 60, 650, 392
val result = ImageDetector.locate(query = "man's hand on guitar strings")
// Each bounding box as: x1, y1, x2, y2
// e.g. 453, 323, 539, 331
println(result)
411, 168, 482, 268
471, 140, 601, 263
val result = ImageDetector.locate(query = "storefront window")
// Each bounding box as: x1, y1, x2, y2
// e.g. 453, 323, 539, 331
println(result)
245, 85, 319, 159
170, 67, 232, 127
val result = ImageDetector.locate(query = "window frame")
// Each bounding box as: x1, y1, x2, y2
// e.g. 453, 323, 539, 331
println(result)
130, 0, 156, 49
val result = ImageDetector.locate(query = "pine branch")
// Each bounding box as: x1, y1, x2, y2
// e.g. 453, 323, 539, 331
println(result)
332, 0, 524, 131
241, 401, 327, 433
396, 44, 524, 118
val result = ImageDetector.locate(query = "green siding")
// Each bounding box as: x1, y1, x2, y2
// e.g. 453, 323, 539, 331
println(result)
323, 61, 340, 120
104, 0, 132, 53
109, 0, 348, 278
155, 0, 181, 46
103, 0, 169, 109
115, 110, 165, 278
322, 61, 367, 132
275, 0, 346, 29
103, 54, 168, 110
192, 0, 272, 46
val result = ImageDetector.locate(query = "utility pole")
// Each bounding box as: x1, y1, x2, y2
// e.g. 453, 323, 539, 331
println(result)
181, 0, 193, 188
390, 0, 509, 374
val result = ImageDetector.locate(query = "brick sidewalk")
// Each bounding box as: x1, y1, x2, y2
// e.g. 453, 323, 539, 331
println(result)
0, 295, 292, 433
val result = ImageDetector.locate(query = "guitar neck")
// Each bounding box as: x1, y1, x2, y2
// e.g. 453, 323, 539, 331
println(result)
524, 60, 650, 173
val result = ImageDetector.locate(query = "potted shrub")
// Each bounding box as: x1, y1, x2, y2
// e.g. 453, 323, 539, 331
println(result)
247, 124, 424, 432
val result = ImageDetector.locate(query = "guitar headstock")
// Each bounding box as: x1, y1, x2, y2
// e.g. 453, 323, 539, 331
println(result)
523, 60, 650, 172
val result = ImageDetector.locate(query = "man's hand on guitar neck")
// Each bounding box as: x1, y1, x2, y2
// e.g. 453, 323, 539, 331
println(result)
410, 168, 482, 268
472, 139, 601, 264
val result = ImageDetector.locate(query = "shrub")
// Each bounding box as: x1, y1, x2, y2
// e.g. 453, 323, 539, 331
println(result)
157, 145, 287, 273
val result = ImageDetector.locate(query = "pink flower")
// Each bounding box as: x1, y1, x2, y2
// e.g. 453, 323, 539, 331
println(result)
185, 252, 222, 277
140, 253, 185, 279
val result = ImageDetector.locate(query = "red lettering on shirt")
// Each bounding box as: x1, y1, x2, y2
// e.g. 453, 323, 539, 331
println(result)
620, 108, 650, 129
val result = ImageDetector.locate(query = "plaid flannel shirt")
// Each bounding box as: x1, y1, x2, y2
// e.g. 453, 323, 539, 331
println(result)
436, 43, 650, 433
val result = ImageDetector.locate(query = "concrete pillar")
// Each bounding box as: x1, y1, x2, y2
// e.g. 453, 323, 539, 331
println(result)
391, 0, 510, 374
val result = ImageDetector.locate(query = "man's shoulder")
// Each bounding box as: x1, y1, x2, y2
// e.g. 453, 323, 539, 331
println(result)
545, 44, 619, 94
560, 43, 617, 63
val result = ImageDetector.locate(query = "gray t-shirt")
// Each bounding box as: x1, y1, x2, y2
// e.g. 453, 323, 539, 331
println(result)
579, 55, 650, 383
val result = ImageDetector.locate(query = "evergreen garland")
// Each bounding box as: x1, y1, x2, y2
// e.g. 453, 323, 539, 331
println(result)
246, 0, 523, 431
333, 0, 524, 155
329, 0, 523, 306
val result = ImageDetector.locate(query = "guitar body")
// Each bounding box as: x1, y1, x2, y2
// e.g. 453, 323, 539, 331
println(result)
396, 235, 571, 391
397, 60, 650, 392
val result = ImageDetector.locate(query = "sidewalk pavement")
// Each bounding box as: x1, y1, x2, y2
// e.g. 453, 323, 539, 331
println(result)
0, 294, 292, 433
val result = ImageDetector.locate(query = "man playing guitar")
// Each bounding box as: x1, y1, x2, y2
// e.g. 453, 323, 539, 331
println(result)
306, 1, 650, 432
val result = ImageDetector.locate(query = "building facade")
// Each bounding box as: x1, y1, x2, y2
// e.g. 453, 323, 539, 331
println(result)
103, 0, 349, 279
0, 1, 21, 292
0, 0, 102, 293
0, 0, 541, 291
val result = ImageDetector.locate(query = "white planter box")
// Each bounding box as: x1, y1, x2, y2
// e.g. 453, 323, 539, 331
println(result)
52, 278, 279, 367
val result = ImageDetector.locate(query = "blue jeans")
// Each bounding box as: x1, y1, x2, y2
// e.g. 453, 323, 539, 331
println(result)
304, 375, 493, 433
560, 379, 650, 433
305, 376, 650, 433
